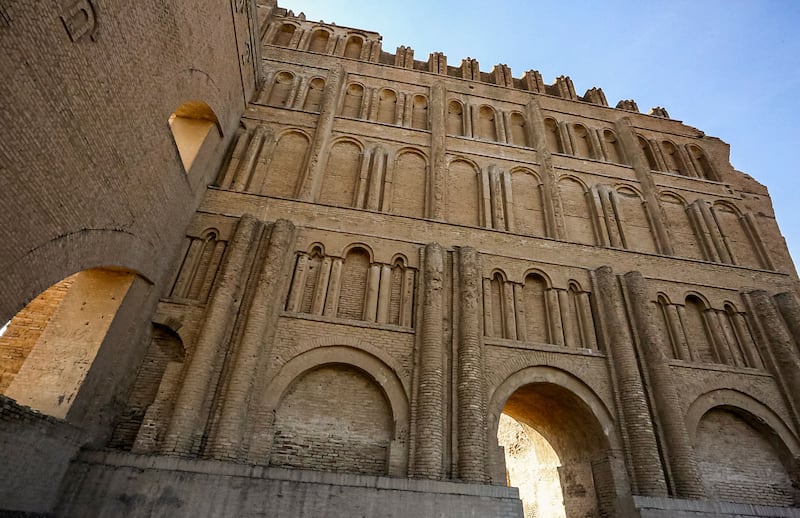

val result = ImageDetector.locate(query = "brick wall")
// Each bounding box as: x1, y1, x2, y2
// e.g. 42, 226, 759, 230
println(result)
270, 364, 392, 475
695, 409, 794, 507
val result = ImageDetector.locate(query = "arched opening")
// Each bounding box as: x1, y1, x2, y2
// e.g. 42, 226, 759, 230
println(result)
268, 71, 294, 107
272, 23, 295, 47
270, 363, 393, 475
303, 77, 325, 112
497, 382, 613, 517
509, 112, 527, 146
602, 129, 623, 164
109, 323, 186, 451
168, 100, 221, 173
662, 140, 686, 175
477, 105, 498, 141
411, 95, 428, 130
376, 88, 397, 125
337, 247, 371, 320
571, 124, 593, 159
341, 83, 364, 118
0, 268, 136, 418
447, 100, 464, 136
544, 118, 563, 154
344, 35, 363, 59
637, 135, 658, 171
694, 407, 799, 506
308, 29, 330, 53
688, 145, 717, 180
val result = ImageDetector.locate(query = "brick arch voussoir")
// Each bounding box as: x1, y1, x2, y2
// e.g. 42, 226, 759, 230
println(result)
487, 363, 619, 452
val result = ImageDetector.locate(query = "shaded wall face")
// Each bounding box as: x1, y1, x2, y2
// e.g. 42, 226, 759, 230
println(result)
0, 0, 260, 323
695, 409, 796, 507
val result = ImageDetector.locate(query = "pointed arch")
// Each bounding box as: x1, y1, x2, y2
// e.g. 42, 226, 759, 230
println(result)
411, 95, 428, 130
637, 135, 658, 171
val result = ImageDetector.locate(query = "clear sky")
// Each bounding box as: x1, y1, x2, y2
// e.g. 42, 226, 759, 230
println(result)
286, 1, 800, 268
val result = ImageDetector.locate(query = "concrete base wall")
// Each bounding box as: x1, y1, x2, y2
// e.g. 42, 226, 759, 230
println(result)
56, 451, 524, 518
634, 496, 800, 518
0, 397, 85, 514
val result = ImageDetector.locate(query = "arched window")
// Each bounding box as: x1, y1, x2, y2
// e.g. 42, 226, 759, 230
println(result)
168, 100, 221, 173
602, 130, 623, 164
303, 77, 325, 112
638, 135, 658, 171
447, 100, 464, 136
522, 273, 549, 343
341, 83, 364, 118
377, 89, 397, 124
170, 229, 226, 302
544, 118, 563, 153
344, 35, 363, 59
477, 105, 497, 141
571, 124, 593, 158
272, 23, 296, 46
684, 295, 716, 363
662, 141, 686, 175
268, 71, 294, 107
411, 95, 428, 130
688, 145, 717, 180
308, 29, 330, 53
338, 247, 371, 320
508, 112, 527, 146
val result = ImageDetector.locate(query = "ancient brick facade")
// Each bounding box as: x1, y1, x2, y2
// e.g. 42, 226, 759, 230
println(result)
2, 2, 800, 517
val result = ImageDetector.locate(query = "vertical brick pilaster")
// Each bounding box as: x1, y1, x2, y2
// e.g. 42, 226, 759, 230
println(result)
457, 247, 488, 483
524, 98, 564, 239
208, 219, 297, 460
614, 118, 673, 255
430, 82, 447, 221
412, 243, 445, 479
299, 65, 345, 201
748, 290, 800, 427
624, 271, 706, 498
593, 266, 668, 496
161, 214, 262, 455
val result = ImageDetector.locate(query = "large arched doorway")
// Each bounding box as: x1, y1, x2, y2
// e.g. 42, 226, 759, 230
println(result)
490, 369, 622, 518
0, 268, 136, 419
694, 406, 799, 507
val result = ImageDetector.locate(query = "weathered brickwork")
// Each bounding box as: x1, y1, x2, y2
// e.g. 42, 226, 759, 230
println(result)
2, 1, 800, 517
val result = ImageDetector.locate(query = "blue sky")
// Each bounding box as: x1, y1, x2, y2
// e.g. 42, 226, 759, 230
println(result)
289, 1, 800, 268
